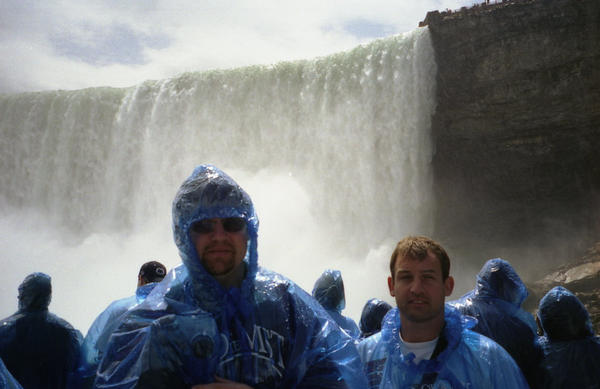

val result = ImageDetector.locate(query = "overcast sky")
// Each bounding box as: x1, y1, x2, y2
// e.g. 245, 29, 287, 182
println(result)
0, 0, 480, 94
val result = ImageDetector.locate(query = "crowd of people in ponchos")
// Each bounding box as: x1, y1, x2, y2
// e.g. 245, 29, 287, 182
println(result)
0, 164, 598, 389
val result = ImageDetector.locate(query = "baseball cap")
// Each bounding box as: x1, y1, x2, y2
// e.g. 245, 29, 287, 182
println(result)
139, 261, 167, 283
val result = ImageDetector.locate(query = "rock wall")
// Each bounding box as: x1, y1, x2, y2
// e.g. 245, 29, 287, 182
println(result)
422, 0, 600, 282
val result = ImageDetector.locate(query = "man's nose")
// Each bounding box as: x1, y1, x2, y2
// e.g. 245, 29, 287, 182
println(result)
410, 278, 424, 294
209, 220, 228, 239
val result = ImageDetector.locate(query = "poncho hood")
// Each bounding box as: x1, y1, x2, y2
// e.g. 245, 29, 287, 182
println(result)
311, 269, 345, 312
472, 258, 528, 306
172, 165, 259, 314
359, 298, 393, 338
17, 272, 51, 312
538, 286, 594, 342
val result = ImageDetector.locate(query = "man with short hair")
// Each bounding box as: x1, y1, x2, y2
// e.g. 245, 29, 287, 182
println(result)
78, 260, 167, 387
358, 236, 529, 388
95, 165, 367, 388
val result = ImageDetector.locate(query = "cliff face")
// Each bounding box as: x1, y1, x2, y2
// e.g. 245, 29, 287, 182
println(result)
422, 0, 600, 279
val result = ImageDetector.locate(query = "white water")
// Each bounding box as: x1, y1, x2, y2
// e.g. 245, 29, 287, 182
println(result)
0, 27, 437, 333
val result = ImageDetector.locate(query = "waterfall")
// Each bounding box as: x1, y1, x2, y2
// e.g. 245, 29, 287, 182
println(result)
0, 27, 437, 331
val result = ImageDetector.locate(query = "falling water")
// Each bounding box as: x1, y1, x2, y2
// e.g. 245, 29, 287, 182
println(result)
0, 27, 437, 332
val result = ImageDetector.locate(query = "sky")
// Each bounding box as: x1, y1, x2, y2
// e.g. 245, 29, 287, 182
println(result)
0, 0, 480, 94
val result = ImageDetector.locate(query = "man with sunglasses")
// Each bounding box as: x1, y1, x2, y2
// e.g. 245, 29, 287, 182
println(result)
95, 164, 367, 389
189, 217, 249, 288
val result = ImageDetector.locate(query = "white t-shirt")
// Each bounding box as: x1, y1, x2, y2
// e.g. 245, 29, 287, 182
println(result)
398, 332, 439, 363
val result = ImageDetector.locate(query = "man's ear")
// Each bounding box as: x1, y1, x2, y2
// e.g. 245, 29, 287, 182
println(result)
444, 276, 455, 297
388, 276, 395, 297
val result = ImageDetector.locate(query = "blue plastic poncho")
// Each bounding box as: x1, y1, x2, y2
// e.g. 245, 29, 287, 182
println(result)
535, 286, 600, 388
0, 357, 22, 389
359, 298, 392, 339
449, 258, 539, 383
95, 165, 368, 388
358, 305, 530, 389
312, 269, 360, 339
78, 282, 160, 387
0, 273, 83, 389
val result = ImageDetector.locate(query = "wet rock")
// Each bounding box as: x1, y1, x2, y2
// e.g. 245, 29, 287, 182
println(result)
525, 242, 600, 334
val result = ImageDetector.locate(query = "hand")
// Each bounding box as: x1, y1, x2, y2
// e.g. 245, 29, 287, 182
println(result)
191, 376, 253, 389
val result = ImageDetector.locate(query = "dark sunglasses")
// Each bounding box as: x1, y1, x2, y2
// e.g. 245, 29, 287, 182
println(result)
190, 217, 246, 234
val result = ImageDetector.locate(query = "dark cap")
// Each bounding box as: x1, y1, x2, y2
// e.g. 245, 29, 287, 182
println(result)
138, 261, 167, 283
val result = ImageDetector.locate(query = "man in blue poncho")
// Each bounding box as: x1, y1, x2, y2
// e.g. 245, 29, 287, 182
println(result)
95, 165, 367, 388
358, 298, 392, 339
358, 236, 529, 389
0, 272, 82, 389
78, 261, 167, 387
449, 258, 540, 385
312, 269, 360, 339
535, 286, 600, 388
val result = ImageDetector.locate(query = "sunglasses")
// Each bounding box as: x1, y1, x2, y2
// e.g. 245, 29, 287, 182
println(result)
190, 217, 246, 234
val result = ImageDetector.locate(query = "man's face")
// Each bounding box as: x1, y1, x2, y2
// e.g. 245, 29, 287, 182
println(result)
190, 217, 248, 277
388, 251, 454, 325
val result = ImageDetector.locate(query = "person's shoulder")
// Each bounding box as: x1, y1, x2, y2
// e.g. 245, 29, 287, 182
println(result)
358, 331, 383, 350
357, 332, 386, 363
545, 335, 600, 355
45, 311, 78, 329
254, 266, 292, 286
460, 328, 496, 348
129, 263, 188, 309
36, 312, 82, 341
124, 267, 200, 321
111, 294, 137, 306
443, 329, 528, 388
0, 315, 18, 340
342, 314, 360, 330
253, 267, 306, 299
0, 313, 19, 327
99, 295, 138, 317
459, 328, 521, 365
252, 267, 330, 318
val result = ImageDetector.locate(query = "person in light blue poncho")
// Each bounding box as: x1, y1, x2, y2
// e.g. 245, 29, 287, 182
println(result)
312, 269, 360, 339
357, 236, 529, 389
535, 286, 600, 388
95, 165, 367, 389
78, 261, 167, 388
0, 272, 82, 389
359, 298, 392, 339
448, 258, 540, 385
0, 357, 23, 389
